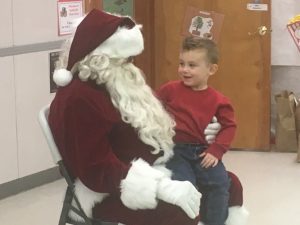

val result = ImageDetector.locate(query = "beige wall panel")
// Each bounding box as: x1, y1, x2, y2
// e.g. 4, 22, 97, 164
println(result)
0, 1, 13, 47
0, 56, 18, 184
14, 51, 55, 177
12, 0, 68, 45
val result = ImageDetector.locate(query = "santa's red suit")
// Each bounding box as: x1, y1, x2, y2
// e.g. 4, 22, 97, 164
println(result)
49, 9, 248, 225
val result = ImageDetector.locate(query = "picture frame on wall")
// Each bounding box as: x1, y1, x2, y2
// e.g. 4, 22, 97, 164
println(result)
287, 20, 300, 52
100, 0, 134, 17
181, 6, 224, 43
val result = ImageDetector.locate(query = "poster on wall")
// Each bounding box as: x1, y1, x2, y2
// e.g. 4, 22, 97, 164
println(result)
181, 6, 224, 43
49, 51, 62, 93
57, 0, 84, 36
271, 0, 300, 65
101, 0, 134, 17
287, 15, 300, 52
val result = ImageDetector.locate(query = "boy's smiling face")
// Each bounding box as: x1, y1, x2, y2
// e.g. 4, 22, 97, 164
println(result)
178, 49, 218, 91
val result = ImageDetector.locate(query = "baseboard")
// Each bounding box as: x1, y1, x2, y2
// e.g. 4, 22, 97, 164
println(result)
0, 166, 62, 200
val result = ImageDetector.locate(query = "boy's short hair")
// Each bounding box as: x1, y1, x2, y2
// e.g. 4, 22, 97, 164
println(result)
182, 36, 219, 64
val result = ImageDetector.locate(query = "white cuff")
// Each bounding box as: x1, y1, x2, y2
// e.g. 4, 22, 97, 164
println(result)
226, 206, 249, 225
120, 158, 166, 210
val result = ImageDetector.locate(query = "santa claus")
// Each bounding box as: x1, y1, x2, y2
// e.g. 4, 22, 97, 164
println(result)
49, 9, 248, 225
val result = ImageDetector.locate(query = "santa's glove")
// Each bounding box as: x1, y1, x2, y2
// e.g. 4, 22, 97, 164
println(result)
157, 178, 202, 219
204, 116, 221, 144
120, 159, 165, 210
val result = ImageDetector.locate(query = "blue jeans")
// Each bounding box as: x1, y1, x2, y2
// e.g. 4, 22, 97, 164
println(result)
166, 143, 230, 225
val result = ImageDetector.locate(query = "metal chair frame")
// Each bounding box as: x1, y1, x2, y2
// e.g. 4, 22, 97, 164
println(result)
38, 105, 117, 225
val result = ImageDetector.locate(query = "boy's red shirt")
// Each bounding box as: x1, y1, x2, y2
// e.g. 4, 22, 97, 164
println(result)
157, 80, 236, 160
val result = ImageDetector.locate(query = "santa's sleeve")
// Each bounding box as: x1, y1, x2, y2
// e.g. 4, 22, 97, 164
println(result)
65, 99, 130, 194
64, 97, 169, 211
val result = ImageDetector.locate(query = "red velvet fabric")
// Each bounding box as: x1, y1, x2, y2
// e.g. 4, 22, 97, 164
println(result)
91, 171, 243, 225
49, 78, 243, 225
228, 171, 243, 206
157, 80, 237, 160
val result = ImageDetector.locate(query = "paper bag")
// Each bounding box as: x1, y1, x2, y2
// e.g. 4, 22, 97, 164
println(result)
274, 91, 298, 152
295, 103, 300, 135
295, 105, 300, 161
298, 134, 300, 162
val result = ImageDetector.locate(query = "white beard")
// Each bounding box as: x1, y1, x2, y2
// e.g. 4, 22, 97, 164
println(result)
77, 56, 176, 157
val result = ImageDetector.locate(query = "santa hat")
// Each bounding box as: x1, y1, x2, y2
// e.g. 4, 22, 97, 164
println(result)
53, 9, 144, 87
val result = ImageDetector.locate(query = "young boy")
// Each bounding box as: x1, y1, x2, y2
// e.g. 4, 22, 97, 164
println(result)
156, 36, 237, 225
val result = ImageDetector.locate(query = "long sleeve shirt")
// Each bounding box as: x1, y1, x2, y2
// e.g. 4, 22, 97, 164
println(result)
157, 80, 236, 159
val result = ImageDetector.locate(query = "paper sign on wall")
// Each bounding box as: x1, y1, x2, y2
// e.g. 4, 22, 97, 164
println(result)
181, 6, 224, 43
247, 3, 268, 11
57, 0, 84, 36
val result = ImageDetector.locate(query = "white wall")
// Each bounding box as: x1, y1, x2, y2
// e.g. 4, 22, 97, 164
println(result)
271, 0, 300, 139
12, 0, 66, 45
0, 0, 68, 184
0, 57, 18, 184
271, 0, 300, 66
14, 51, 55, 177
0, 1, 13, 47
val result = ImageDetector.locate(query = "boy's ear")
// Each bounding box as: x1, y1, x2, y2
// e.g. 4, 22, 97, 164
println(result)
209, 64, 218, 75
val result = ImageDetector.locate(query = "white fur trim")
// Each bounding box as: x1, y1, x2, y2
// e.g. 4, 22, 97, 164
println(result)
152, 164, 172, 178
69, 179, 109, 221
92, 25, 144, 58
120, 158, 166, 210
153, 147, 174, 165
226, 206, 249, 225
197, 222, 205, 225
53, 68, 73, 87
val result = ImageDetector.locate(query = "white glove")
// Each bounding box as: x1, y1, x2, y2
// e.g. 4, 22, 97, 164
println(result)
204, 116, 221, 144
120, 159, 165, 210
157, 178, 202, 219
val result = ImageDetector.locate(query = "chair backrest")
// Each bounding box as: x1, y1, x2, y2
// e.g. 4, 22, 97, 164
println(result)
38, 105, 119, 225
38, 104, 62, 164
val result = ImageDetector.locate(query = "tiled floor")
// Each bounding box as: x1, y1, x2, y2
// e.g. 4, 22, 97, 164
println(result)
0, 151, 299, 225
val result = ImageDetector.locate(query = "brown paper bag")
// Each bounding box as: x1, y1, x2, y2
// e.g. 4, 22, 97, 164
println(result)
296, 105, 300, 161
295, 104, 300, 135
298, 134, 300, 162
274, 90, 298, 152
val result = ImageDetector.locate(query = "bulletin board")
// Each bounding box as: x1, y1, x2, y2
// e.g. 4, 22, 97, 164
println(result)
271, 0, 300, 65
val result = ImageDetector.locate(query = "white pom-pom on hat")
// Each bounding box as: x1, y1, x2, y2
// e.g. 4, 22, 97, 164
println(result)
53, 69, 73, 87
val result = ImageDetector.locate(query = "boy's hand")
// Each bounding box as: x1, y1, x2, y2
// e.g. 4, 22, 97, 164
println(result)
199, 152, 218, 168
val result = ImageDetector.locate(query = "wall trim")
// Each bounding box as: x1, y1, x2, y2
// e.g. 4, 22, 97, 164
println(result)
0, 40, 64, 57
0, 166, 62, 200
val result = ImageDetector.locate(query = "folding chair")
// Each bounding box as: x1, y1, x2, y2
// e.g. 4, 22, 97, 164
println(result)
38, 105, 118, 225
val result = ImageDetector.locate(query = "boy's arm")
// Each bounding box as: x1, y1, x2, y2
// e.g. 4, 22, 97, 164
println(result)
205, 100, 237, 160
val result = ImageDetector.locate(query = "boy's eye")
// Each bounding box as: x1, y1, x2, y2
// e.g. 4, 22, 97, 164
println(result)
179, 62, 184, 66
189, 64, 196, 68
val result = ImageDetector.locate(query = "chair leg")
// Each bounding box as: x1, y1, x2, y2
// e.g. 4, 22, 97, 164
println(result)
58, 187, 73, 225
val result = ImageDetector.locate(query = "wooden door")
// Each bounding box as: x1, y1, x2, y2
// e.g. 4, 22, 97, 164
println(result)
153, 0, 271, 150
